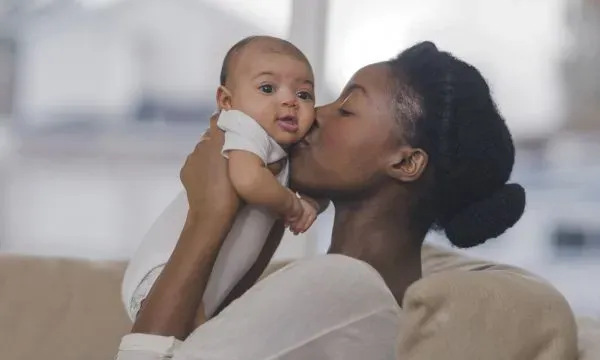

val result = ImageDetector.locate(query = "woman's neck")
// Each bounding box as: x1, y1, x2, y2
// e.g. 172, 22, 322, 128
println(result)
329, 194, 423, 305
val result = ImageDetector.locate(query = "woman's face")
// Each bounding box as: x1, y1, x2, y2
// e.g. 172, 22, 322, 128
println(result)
290, 63, 404, 198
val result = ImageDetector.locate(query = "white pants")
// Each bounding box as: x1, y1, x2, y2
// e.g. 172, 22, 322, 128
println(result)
116, 254, 401, 360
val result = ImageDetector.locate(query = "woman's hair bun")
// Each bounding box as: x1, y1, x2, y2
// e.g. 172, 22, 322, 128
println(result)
444, 183, 526, 248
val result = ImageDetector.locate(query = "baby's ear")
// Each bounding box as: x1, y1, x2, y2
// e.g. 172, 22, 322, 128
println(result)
216, 86, 233, 111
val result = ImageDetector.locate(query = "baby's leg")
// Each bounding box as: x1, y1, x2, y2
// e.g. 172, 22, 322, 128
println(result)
193, 302, 207, 328
122, 191, 189, 320
201, 205, 275, 317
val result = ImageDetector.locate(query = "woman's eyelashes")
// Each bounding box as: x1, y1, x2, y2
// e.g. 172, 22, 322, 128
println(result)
338, 108, 353, 117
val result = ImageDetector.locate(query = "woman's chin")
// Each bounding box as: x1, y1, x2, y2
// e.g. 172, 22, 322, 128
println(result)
290, 154, 311, 177
290, 174, 318, 195
290, 149, 329, 196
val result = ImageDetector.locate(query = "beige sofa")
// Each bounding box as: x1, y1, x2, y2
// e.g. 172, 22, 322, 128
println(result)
0, 247, 596, 360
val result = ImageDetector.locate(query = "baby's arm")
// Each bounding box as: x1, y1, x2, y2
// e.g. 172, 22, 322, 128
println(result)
228, 150, 300, 218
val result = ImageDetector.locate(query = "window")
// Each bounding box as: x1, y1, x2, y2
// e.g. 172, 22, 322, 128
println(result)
0, 36, 16, 118
552, 224, 600, 257
16, 0, 293, 130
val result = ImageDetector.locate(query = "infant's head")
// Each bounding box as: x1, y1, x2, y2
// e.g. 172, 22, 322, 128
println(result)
217, 36, 315, 146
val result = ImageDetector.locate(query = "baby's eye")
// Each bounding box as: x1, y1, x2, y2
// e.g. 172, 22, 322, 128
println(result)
259, 84, 275, 94
297, 91, 314, 101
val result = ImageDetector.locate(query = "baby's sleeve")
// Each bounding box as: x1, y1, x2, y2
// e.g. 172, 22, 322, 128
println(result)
217, 110, 272, 165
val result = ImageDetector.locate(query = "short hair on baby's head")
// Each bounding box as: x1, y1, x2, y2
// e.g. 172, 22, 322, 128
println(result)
219, 35, 312, 86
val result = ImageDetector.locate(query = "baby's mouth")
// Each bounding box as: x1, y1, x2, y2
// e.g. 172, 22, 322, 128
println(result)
276, 115, 299, 133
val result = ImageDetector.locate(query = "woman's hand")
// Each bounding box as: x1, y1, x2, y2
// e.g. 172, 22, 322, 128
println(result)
180, 112, 240, 221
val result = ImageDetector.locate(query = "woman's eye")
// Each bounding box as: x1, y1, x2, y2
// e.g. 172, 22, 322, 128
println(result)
297, 91, 314, 101
259, 84, 275, 94
338, 108, 353, 116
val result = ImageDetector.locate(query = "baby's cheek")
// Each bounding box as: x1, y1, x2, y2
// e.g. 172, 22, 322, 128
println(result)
235, 95, 273, 125
298, 119, 314, 138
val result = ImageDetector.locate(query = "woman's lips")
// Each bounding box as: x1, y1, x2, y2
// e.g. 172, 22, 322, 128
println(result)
297, 136, 311, 148
291, 137, 310, 155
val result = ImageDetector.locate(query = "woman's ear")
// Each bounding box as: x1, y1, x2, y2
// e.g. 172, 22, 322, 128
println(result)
216, 86, 233, 111
386, 147, 428, 182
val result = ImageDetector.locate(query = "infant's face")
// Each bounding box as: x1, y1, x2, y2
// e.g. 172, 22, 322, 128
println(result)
225, 46, 315, 145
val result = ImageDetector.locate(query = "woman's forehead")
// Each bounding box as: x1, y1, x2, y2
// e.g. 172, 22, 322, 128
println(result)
346, 63, 393, 99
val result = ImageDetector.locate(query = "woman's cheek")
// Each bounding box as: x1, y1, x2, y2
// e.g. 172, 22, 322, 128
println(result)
321, 129, 341, 150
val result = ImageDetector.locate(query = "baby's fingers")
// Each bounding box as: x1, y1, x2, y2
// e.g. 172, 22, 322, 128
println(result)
302, 211, 317, 232
296, 209, 316, 234
288, 221, 302, 235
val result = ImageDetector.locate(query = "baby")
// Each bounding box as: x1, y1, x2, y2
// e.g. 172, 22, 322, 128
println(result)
120, 36, 321, 328
216, 35, 319, 234
199, 35, 320, 317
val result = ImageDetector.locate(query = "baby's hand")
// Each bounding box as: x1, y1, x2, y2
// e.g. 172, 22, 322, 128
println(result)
283, 191, 304, 223
287, 196, 318, 235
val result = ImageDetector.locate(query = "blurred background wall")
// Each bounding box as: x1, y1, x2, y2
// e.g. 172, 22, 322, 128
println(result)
0, 0, 599, 316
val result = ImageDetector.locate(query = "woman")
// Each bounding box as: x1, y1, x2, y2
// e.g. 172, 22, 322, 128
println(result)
119, 42, 527, 359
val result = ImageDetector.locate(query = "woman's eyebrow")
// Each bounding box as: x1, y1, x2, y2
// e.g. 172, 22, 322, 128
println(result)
341, 83, 367, 98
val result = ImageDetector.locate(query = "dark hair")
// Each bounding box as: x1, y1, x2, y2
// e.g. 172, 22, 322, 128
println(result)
219, 36, 311, 86
388, 41, 526, 248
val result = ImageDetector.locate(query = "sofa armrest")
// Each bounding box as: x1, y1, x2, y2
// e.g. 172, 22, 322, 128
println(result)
577, 316, 600, 360
397, 270, 578, 360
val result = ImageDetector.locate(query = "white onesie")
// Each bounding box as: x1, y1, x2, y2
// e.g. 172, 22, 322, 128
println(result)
121, 109, 288, 320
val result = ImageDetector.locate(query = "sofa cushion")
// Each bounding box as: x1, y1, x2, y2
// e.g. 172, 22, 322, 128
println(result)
397, 269, 578, 360
0, 254, 131, 360
0, 250, 593, 360
577, 316, 600, 360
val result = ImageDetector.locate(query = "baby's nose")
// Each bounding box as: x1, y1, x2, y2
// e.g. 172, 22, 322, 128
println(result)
281, 90, 298, 107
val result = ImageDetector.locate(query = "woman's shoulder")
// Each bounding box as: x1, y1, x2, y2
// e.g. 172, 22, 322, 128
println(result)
404, 243, 578, 360
399, 264, 577, 360
272, 254, 382, 280
179, 253, 402, 360
263, 254, 400, 310
421, 242, 536, 278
